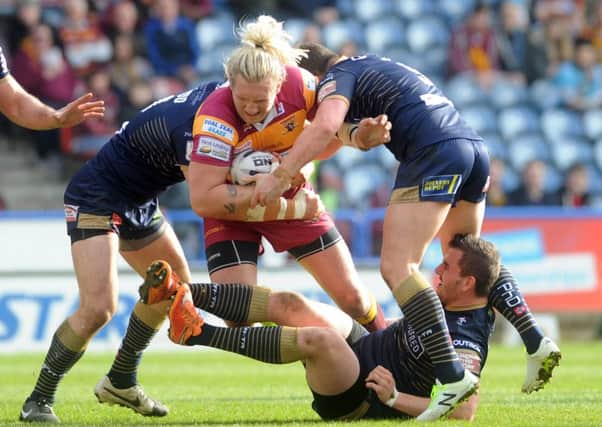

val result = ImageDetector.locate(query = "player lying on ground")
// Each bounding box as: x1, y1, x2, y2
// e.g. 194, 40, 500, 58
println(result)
141, 234, 531, 421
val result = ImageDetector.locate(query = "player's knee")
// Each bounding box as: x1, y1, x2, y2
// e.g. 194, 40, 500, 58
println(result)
335, 290, 366, 319
380, 258, 417, 289
298, 327, 340, 356
79, 301, 116, 331
272, 291, 309, 317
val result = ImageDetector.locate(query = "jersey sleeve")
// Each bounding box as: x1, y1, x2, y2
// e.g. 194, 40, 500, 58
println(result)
190, 91, 239, 167
299, 67, 319, 120
316, 67, 356, 108
0, 46, 9, 79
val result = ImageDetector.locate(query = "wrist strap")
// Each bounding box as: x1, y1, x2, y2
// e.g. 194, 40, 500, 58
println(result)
385, 388, 399, 407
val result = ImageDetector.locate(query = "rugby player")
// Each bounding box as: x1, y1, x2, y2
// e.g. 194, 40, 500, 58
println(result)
145, 234, 500, 421
187, 16, 389, 333
0, 45, 104, 130
18, 73, 389, 422
252, 41, 561, 418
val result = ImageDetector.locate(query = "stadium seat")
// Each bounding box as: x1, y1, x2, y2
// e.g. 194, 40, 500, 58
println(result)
497, 106, 540, 141
352, 0, 393, 22
197, 43, 236, 75
343, 162, 387, 209
481, 132, 508, 161
405, 15, 449, 53
438, 0, 476, 24
500, 163, 520, 193
529, 79, 562, 111
284, 18, 312, 43
549, 138, 593, 172
322, 19, 364, 52
507, 133, 549, 171
488, 78, 528, 110
594, 139, 602, 171
196, 15, 236, 51
444, 74, 487, 108
460, 104, 498, 135
364, 16, 404, 55
583, 109, 602, 141
540, 108, 585, 143
541, 162, 563, 193
420, 46, 448, 78
394, 0, 435, 19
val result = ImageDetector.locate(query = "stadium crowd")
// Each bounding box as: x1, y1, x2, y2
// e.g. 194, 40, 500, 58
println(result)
1, 0, 601, 213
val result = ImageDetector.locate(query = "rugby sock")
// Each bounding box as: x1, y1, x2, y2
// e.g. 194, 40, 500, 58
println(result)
356, 293, 387, 332
107, 302, 166, 388
187, 325, 303, 363
188, 282, 270, 323
346, 319, 369, 346
489, 265, 544, 354
393, 272, 465, 384
29, 320, 88, 404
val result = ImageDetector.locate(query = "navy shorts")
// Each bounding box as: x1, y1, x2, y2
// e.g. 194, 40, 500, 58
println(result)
390, 139, 490, 205
64, 168, 164, 245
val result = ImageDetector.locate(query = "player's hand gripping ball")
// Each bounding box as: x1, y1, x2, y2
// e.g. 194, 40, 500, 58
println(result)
230, 150, 280, 185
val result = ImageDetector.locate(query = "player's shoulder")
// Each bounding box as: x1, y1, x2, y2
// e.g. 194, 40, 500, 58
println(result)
195, 85, 237, 120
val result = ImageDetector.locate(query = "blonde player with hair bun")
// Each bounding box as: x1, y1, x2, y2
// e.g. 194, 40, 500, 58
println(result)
186, 15, 391, 336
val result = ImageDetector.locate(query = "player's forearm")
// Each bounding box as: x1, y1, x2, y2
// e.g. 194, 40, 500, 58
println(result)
279, 124, 334, 177
190, 183, 255, 221
3, 76, 60, 130
389, 392, 429, 417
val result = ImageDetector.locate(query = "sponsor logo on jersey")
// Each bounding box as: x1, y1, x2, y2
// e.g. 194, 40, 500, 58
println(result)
64, 204, 78, 222
421, 174, 462, 198
318, 81, 337, 102
513, 305, 527, 316
452, 339, 481, 354
456, 316, 468, 326
201, 118, 235, 141
196, 137, 231, 161
276, 102, 285, 116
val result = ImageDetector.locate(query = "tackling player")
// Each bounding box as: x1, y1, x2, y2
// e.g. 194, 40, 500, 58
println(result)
142, 233, 501, 421
252, 41, 561, 418
187, 16, 390, 333
0, 45, 104, 130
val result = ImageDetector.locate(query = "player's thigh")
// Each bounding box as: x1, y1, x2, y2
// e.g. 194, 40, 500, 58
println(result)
71, 232, 120, 312
438, 199, 486, 253
206, 239, 260, 284
301, 328, 360, 395
381, 201, 450, 284
120, 222, 191, 282
297, 239, 370, 313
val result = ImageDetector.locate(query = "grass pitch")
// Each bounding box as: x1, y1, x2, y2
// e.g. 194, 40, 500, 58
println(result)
1, 341, 601, 426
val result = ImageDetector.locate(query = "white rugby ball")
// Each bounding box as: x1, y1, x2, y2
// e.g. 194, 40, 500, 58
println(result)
230, 150, 279, 185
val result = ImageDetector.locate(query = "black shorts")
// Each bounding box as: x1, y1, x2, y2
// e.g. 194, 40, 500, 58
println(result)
205, 227, 341, 274
64, 169, 165, 248
391, 138, 490, 205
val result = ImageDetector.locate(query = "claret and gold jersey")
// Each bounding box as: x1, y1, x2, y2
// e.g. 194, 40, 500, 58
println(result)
190, 65, 319, 166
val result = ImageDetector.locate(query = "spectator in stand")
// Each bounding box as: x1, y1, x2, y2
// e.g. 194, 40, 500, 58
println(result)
507, 159, 560, 205
5, 0, 43, 56
552, 37, 602, 111
69, 67, 119, 158
11, 23, 80, 161
179, 0, 214, 21
448, 3, 500, 87
109, 34, 153, 102
496, 0, 529, 84
103, 0, 146, 56
117, 80, 154, 125
485, 157, 509, 207
59, 0, 113, 78
581, 1, 602, 63
525, 2, 576, 83
557, 162, 591, 207
144, 0, 201, 86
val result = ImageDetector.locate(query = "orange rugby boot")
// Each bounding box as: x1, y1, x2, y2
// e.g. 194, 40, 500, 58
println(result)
168, 283, 204, 344
138, 260, 181, 304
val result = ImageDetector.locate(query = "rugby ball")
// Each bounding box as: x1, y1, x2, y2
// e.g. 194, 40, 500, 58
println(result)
230, 150, 279, 185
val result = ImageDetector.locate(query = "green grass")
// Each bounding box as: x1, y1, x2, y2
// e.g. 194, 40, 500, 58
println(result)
1, 342, 601, 426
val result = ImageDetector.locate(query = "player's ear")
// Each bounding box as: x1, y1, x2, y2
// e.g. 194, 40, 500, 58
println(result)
463, 275, 477, 294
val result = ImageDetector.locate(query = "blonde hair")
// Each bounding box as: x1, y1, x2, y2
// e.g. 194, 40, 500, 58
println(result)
224, 15, 307, 84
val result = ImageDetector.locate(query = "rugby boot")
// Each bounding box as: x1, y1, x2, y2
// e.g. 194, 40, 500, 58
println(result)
138, 260, 181, 304
19, 398, 59, 423
522, 337, 561, 393
416, 369, 479, 421
94, 375, 168, 417
168, 283, 204, 344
